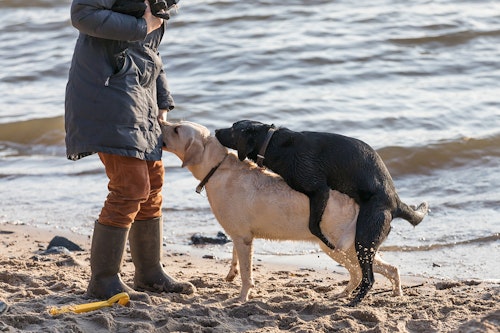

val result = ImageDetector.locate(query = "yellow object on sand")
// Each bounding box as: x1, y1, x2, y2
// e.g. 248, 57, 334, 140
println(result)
48, 292, 130, 315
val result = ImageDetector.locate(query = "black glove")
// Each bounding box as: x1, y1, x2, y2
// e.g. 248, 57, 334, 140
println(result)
112, 0, 179, 20
112, 0, 146, 18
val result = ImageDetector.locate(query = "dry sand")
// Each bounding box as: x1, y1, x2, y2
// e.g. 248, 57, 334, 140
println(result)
0, 222, 498, 332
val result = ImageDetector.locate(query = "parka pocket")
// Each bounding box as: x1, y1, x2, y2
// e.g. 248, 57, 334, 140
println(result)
105, 47, 160, 89
130, 47, 161, 88
113, 50, 131, 78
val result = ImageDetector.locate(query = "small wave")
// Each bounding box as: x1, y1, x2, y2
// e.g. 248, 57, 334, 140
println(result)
389, 29, 500, 47
380, 233, 499, 252
0, 116, 64, 146
0, 0, 62, 9
2, 116, 499, 176
378, 134, 500, 176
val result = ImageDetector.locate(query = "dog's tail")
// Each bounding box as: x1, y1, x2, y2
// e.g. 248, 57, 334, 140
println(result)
394, 201, 429, 226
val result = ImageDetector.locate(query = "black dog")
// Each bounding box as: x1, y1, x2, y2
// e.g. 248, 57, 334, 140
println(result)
112, 0, 179, 20
215, 120, 429, 305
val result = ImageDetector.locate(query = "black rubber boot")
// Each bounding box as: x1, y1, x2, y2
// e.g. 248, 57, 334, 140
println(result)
87, 222, 150, 302
129, 217, 196, 295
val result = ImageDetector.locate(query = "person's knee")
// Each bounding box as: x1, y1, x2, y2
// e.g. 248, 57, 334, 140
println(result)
128, 181, 152, 202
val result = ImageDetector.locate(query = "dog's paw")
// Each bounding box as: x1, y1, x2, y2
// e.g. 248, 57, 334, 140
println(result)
225, 273, 237, 282
221, 296, 247, 306
332, 290, 350, 299
392, 288, 403, 297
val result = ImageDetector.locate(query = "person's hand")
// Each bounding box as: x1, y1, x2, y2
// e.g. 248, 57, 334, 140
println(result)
143, 1, 163, 34
158, 109, 168, 122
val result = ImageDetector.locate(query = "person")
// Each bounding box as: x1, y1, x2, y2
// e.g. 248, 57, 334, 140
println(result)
65, 0, 195, 300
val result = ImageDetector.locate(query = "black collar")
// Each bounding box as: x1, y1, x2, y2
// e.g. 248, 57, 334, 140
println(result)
256, 126, 276, 167
195, 154, 228, 194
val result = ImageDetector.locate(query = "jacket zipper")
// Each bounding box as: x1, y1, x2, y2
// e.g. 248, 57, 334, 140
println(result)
104, 77, 110, 86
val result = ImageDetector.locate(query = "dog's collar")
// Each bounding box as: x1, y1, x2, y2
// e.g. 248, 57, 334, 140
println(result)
195, 154, 228, 194
256, 126, 276, 167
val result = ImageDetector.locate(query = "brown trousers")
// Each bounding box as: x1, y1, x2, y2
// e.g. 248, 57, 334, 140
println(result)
97, 153, 164, 228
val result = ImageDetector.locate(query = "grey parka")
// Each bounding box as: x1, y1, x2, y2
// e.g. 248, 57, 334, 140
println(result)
65, 0, 174, 161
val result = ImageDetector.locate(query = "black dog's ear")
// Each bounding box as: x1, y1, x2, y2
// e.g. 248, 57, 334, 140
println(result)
236, 135, 254, 161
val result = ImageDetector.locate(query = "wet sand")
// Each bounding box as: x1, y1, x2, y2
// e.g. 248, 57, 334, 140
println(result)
0, 222, 498, 332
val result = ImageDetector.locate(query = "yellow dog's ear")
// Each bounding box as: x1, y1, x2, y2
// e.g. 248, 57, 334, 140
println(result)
182, 137, 205, 167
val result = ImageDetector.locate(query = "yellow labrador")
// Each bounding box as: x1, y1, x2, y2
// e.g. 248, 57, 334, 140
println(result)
161, 121, 402, 302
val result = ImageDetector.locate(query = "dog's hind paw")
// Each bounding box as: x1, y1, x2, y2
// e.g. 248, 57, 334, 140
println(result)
392, 287, 403, 297
332, 290, 350, 299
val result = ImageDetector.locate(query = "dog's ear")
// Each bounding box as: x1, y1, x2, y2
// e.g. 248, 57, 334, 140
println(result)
236, 135, 254, 161
182, 137, 205, 167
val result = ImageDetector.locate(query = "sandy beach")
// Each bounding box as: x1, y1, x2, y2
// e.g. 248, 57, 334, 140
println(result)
0, 222, 498, 333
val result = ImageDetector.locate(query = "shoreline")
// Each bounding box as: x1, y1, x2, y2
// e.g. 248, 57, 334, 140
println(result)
0, 222, 499, 332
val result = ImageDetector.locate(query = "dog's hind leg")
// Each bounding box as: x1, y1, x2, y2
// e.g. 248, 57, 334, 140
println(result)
373, 253, 402, 296
321, 245, 362, 299
225, 246, 239, 282
233, 236, 255, 302
349, 204, 392, 306
308, 189, 336, 250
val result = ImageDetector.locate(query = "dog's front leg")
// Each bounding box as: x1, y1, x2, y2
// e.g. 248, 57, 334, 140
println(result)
233, 237, 255, 302
225, 246, 239, 282
308, 189, 336, 250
